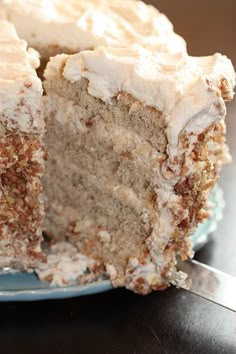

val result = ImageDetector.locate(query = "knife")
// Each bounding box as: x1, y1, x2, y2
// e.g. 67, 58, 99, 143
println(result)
1, 260, 236, 311
178, 259, 236, 312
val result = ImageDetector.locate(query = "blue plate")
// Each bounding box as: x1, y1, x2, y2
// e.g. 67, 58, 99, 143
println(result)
192, 186, 224, 252
0, 186, 224, 301
0, 273, 112, 301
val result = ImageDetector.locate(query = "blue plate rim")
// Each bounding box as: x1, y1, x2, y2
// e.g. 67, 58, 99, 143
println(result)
0, 279, 112, 301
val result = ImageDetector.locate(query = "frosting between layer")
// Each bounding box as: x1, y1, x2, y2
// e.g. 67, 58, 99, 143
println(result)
45, 45, 235, 157
1, 0, 186, 54
0, 20, 43, 133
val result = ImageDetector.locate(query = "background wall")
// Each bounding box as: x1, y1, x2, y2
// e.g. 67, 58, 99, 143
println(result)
148, 0, 236, 65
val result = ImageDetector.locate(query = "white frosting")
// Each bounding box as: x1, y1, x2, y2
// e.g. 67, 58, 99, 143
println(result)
126, 257, 160, 284
36, 242, 96, 286
105, 263, 117, 280
0, 20, 43, 133
27, 47, 41, 70
46, 45, 235, 157
1, 0, 186, 54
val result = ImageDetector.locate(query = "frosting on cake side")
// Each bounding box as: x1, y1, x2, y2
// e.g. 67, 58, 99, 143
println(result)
0, 20, 43, 133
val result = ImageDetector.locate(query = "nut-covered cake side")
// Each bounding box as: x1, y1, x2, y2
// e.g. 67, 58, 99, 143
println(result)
0, 21, 46, 270
42, 47, 235, 294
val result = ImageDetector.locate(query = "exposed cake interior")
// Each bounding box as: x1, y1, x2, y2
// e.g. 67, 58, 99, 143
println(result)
0, 20, 45, 270
42, 46, 235, 293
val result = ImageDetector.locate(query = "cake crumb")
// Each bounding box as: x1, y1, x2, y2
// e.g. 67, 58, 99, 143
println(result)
105, 264, 117, 280
170, 271, 192, 290
97, 230, 111, 243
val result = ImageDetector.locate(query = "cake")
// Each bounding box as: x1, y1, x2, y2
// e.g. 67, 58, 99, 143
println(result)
42, 46, 235, 293
0, 1, 235, 294
0, 20, 45, 270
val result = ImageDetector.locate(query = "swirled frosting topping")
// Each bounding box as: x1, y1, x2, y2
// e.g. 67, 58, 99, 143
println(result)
0, 20, 43, 133
1, 0, 186, 54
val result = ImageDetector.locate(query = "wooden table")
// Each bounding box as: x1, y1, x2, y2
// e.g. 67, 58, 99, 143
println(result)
0, 1, 236, 353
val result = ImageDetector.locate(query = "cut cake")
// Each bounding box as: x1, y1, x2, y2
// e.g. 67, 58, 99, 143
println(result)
0, 0, 235, 294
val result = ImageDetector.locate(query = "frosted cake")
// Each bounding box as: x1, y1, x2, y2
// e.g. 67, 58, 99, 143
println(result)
0, 0, 235, 294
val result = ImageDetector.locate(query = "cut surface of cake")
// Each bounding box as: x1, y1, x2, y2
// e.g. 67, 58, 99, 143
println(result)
42, 46, 235, 293
0, 20, 45, 270
1, 0, 186, 60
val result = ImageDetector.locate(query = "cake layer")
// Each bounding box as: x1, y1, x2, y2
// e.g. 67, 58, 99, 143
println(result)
1, 0, 186, 58
0, 20, 45, 270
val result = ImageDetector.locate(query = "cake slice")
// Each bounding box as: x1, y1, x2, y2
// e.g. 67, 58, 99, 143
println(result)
42, 46, 235, 293
1, 0, 186, 60
0, 20, 46, 270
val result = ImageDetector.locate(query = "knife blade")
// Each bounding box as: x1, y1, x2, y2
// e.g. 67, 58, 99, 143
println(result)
178, 259, 236, 312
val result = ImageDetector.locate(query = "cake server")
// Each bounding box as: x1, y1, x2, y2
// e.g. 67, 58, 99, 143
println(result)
178, 259, 236, 312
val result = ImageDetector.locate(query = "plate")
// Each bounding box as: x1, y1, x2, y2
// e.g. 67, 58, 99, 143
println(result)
0, 272, 112, 301
0, 186, 224, 301
192, 186, 224, 252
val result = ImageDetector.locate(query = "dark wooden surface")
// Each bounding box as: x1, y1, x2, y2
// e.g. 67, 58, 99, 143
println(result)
0, 1, 236, 353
